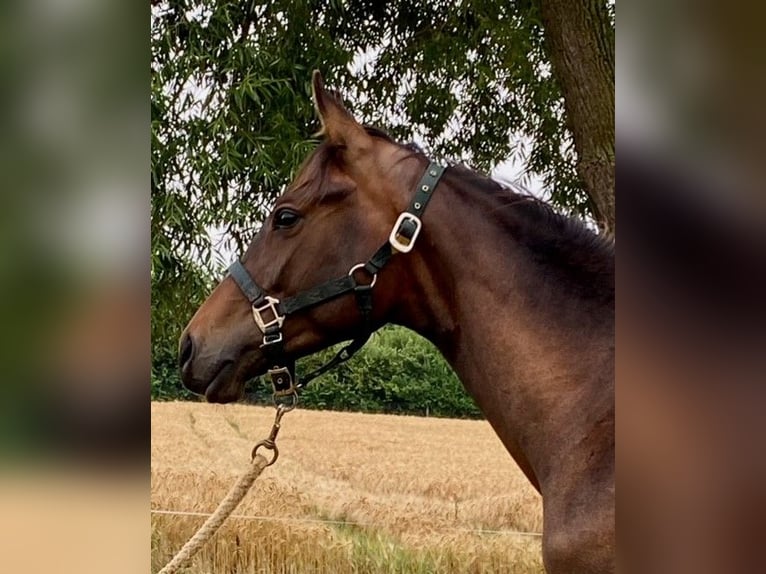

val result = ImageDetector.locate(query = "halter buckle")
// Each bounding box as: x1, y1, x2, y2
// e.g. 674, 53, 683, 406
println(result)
268, 366, 296, 397
252, 296, 284, 333
389, 212, 422, 253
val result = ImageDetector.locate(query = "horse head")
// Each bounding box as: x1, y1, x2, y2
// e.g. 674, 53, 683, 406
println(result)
179, 71, 429, 402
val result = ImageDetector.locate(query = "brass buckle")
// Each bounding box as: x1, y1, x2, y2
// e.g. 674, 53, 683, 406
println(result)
252, 296, 284, 333
268, 366, 296, 397
389, 212, 422, 253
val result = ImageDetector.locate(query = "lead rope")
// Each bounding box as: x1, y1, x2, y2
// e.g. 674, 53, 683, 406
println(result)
157, 398, 295, 574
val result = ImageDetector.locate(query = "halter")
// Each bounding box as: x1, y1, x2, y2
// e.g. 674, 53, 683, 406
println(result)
228, 161, 446, 400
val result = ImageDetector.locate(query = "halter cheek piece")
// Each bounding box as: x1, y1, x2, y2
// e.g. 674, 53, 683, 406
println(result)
228, 161, 446, 399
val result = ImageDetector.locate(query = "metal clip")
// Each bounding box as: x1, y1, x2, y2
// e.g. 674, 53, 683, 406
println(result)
251, 402, 294, 466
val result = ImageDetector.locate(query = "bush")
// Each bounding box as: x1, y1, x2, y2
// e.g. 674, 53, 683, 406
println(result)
151, 346, 194, 402
152, 325, 482, 419
296, 327, 481, 418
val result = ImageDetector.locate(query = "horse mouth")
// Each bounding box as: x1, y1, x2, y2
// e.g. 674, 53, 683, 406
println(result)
203, 361, 242, 403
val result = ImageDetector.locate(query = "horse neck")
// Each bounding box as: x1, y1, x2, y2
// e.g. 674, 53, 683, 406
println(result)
389, 172, 615, 490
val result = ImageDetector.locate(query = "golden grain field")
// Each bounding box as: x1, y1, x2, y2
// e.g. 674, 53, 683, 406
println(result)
151, 401, 544, 573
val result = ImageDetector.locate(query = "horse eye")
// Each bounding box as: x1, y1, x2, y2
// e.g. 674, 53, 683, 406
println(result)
273, 208, 301, 229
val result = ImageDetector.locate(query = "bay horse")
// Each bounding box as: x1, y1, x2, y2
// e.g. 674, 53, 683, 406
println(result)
179, 71, 614, 573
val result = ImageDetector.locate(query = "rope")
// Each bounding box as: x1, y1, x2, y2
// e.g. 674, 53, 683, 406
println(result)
157, 454, 269, 574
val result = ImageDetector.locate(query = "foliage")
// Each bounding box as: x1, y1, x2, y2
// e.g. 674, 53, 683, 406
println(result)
151, 0, 585, 257
152, 325, 482, 419
150, 251, 210, 401
298, 326, 481, 418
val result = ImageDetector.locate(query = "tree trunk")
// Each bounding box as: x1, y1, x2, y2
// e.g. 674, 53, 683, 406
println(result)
537, 0, 615, 235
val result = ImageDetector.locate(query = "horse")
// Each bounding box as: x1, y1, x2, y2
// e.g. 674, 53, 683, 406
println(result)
179, 71, 614, 573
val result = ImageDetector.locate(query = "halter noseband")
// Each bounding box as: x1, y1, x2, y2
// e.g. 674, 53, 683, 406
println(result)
228, 161, 446, 399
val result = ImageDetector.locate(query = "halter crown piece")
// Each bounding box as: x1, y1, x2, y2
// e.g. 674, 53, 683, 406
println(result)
228, 161, 446, 400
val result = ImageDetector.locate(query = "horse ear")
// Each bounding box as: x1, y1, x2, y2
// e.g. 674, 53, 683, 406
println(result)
311, 70, 371, 153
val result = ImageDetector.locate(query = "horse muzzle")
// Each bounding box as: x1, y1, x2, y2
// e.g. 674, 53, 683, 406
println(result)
178, 331, 249, 403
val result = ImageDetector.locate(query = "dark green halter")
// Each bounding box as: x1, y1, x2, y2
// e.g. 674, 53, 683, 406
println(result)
228, 161, 446, 398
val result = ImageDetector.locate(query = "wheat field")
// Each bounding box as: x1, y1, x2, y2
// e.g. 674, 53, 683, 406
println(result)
151, 401, 544, 573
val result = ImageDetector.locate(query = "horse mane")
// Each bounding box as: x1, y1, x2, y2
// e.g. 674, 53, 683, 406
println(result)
448, 163, 613, 254
361, 125, 610, 249
444, 163, 614, 300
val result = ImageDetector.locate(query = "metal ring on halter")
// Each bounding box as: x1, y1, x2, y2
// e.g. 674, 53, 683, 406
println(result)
348, 263, 377, 288
251, 440, 279, 466
274, 393, 298, 412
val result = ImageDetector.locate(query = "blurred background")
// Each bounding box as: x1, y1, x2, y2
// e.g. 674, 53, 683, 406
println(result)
0, 0, 147, 572
618, 1, 766, 572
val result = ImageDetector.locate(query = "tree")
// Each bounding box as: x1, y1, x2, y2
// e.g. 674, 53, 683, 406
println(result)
537, 0, 615, 233
150, 0, 615, 382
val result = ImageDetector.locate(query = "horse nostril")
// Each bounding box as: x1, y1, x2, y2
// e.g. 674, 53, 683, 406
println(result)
179, 333, 195, 371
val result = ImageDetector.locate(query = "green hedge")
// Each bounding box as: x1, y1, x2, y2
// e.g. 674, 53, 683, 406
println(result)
152, 325, 481, 419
